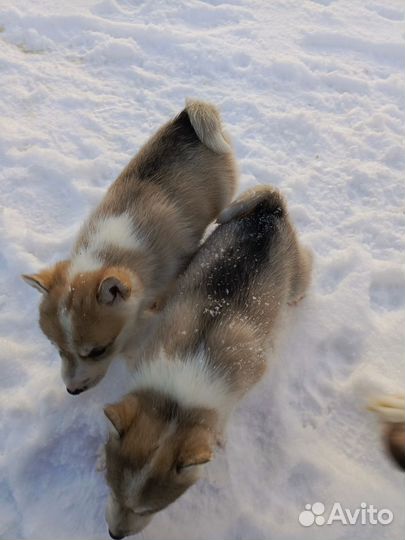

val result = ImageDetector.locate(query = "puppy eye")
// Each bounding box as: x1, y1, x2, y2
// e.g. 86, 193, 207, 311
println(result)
87, 345, 107, 358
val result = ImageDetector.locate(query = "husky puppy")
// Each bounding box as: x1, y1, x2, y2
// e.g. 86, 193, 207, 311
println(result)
22, 100, 237, 395
103, 185, 312, 538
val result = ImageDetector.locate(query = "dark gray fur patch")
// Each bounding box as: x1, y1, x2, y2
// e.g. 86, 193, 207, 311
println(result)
195, 199, 284, 308
136, 110, 200, 181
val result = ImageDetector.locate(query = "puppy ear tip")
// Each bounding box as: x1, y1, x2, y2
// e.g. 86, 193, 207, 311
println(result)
21, 273, 49, 293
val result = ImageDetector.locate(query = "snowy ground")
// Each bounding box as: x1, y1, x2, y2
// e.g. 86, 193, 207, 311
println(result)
0, 0, 404, 539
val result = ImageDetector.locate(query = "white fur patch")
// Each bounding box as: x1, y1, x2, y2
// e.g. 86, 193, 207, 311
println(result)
186, 99, 231, 154
132, 350, 235, 418
69, 214, 143, 279
68, 251, 102, 279
90, 214, 142, 252
59, 304, 74, 348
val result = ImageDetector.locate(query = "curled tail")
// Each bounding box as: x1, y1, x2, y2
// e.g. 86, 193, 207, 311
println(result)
185, 99, 231, 154
217, 185, 286, 224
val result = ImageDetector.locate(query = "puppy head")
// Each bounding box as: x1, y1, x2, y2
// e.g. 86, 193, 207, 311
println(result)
22, 262, 143, 394
104, 394, 215, 538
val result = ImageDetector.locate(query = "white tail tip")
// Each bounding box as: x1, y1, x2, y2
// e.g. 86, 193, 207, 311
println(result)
185, 99, 231, 154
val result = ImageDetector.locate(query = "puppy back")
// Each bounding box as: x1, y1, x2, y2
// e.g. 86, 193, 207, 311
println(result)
178, 187, 288, 311
217, 185, 285, 224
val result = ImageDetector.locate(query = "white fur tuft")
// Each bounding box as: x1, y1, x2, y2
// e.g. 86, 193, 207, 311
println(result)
68, 251, 102, 279
69, 214, 143, 279
185, 99, 231, 154
132, 350, 235, 418
58, 304, 74, 349
90, 214, 142, 252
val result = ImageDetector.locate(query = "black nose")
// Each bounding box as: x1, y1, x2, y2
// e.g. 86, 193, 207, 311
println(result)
66, 387, 86, 395
109, 530, 124, 540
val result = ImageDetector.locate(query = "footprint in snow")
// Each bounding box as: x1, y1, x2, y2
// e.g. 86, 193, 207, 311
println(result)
292, 328, 363, 428
367, 3, 404, 22
309, 0, 335, 5
318, 253, 356, 295
369, 269, 405, 312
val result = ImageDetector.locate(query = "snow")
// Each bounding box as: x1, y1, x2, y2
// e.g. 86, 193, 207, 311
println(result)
0, 0, 404, 539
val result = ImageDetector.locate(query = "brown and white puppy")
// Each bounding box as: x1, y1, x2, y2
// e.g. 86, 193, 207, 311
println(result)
22, 100, 237, 395
103, 185, 312, 538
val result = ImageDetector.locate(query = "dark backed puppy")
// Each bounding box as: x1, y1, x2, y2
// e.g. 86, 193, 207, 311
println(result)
103, 185, 312, 538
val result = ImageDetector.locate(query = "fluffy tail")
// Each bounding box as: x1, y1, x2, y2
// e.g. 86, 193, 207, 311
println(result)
185, 99, 231, 154
217, 185, 285, 224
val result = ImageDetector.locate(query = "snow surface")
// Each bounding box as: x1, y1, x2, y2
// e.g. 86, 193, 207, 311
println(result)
0, 1, 404, 539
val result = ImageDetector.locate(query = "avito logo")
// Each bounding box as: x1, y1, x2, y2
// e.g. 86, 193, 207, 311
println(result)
298, 502, 393, 527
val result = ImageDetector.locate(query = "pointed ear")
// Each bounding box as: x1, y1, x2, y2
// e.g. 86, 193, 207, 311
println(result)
177, 427, 214, 471
104, 395, 138, 437
22, 273, 50, 294
97, 268, 140, 305
22, 261, 69, 294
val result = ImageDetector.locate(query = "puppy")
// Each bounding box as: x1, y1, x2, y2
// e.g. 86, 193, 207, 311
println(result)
103, 185, 312, 538
22, 100, 237, 395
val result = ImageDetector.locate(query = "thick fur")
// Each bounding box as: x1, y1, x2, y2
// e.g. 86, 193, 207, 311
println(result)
104, 185, 312, 538
22, 100, 237, 393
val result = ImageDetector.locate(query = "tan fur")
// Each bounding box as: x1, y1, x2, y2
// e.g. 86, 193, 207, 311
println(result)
185, 98, 231, 153
23, 100, 238, 393
104, 186, 312, 537
105, 393, 217, 537
154, 186, 312, 396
